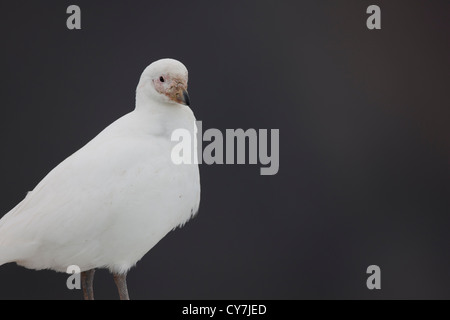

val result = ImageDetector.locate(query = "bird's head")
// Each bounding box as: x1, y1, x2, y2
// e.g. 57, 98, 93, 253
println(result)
137, 58, 190, 107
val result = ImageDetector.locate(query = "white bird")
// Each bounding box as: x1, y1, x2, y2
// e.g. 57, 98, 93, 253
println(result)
0, 58, 201, 300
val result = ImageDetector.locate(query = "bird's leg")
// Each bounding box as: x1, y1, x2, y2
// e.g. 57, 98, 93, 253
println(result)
81, 269, 96, 300
113, 273, 130, 300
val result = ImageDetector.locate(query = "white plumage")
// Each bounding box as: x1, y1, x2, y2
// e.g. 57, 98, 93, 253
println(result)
0, 59, 200, 278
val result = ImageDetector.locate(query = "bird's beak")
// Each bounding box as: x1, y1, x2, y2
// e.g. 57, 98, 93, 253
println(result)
182, 90, 190, 106
171, 84, 190, 106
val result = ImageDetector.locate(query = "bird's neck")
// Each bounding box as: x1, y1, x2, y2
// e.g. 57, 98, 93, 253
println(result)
134, 91, 196, 137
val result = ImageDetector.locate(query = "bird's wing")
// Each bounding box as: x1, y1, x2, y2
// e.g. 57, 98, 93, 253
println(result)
0, 122, 165, 263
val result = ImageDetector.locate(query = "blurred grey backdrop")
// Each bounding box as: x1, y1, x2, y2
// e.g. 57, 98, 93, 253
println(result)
0, 0, 448, 299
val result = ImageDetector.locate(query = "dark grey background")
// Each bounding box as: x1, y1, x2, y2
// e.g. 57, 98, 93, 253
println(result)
0, 0, 448, 299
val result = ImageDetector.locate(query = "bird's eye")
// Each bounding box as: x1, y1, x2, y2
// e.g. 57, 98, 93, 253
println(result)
160, 76, 165, 82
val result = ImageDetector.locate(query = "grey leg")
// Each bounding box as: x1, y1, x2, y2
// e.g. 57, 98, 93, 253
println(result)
113, 273, 130, 300
81, 269, 96, 300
